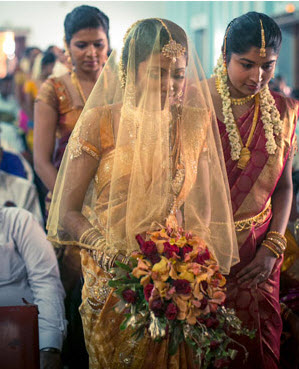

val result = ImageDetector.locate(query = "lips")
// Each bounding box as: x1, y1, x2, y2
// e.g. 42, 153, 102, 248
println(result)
84, 60, 98, 67
246, 84, 259, 91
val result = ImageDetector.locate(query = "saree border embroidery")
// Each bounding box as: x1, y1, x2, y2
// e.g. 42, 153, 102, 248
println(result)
234, 200, 271, 231
69, 135, 100, 161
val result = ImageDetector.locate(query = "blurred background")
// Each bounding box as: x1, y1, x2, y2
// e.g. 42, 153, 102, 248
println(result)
0, 1, 298, 85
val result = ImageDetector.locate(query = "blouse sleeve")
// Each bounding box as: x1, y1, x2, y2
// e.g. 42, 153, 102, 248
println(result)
35, 78, 58, 110
68, 106, 113, 162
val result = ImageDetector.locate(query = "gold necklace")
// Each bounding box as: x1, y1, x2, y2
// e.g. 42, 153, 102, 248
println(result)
235, 93, 260, 170
215, 77, 255, 105
71, 71, 87, 104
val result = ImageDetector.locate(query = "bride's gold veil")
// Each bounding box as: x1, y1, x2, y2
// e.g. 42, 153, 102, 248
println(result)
47, 18, 239, 274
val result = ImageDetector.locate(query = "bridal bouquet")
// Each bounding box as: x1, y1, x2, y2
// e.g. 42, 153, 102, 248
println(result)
108, 225, 254, 369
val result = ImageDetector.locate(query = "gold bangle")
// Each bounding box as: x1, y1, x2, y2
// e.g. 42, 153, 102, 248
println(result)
101, 252, 111, 272
109, 252, 120, 270
79, 227, 96, 244
262, 241, 280, 258
266, 237, 286, 252
94, 237, 105, 249
267, 231, 287, 243
267, 235, 286, 249
87, 230, 103, 246
263, 239, 283, 255
267, 232, 287, 243
265, 239, 284, 254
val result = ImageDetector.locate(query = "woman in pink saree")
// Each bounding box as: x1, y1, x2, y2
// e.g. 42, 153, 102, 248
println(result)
208, 11, 299, 369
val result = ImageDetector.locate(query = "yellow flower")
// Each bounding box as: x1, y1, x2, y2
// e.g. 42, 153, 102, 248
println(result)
176, 263, 195, 282
152, 256, 170, 281
132, 258, 152, 279
153, 281, 170, 298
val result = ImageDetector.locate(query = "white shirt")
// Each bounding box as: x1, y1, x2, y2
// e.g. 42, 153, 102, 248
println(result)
0, 170, 43, 226
0, 206, 67, 350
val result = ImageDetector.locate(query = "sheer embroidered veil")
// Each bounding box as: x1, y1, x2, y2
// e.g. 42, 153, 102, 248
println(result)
47, 18, 239, 274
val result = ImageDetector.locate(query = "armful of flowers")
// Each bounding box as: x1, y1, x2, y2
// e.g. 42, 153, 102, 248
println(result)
108, 225, 255, 369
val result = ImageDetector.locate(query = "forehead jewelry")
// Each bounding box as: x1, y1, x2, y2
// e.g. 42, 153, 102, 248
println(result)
158, 19, 186, 63
259, 19, 266, 58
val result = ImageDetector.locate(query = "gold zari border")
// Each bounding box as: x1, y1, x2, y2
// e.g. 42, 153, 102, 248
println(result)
234, 200, 271, 232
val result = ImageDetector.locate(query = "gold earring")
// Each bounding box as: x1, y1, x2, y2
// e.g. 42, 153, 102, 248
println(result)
64, 36, 73, 70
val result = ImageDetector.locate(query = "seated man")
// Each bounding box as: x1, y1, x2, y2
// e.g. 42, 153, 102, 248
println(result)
0, 169, 43, 225
0, 206, 67, 369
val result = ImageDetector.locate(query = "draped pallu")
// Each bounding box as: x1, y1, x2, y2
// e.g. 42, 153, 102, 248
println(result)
218, 91, 299, 369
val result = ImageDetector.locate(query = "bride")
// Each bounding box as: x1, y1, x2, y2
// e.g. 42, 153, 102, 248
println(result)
47, 18, 239, 368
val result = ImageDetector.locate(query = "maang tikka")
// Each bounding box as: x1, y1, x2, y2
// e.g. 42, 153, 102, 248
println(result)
119, 19, 186, 89
158, 19, 186, 63
259, 19, 266, 57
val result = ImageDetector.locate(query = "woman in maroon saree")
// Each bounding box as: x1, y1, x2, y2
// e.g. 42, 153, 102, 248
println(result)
208, 11, 299, 369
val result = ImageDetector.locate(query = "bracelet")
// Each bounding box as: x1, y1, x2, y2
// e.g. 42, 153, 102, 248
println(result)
262, 240, 280, 258
264, 239, 284, 255
40, 347, 61, 354
267, 231, 287, 243
266, 237, 286, 252
79, 227, 101, 246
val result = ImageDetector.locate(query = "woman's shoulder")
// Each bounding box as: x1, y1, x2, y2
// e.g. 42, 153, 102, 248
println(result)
270, 90, 299, 114
81, 103, 122, 123
36, 73, 72, 110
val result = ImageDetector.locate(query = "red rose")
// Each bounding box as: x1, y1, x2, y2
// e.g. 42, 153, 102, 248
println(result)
200, 297, 208, 310
165, 303, 178, 320
201, 280, 208, 292
214, 358, 231, 368
206, 316, 219, 329
197, 317, 206, 324
136, 234, 145, 248
163, 242, 180, 259
122, 289, 137, 304
210, 340, 220, 350
144, 284, 154, 302
173, 279, 191, 295
150, 298, 165, 317
195, 248, 210, 264
179, 245, 193, 259
141, 240, 158, 256
148, 253, 161, 265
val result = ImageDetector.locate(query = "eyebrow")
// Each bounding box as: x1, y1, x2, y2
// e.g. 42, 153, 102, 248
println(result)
75, 39, 104, 43
239, 57, 276, 64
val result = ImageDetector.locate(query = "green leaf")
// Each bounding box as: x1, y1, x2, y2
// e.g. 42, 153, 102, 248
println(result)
115, 261, 132, 271
228, 348, 238, 360
169, 323, 183, 356
120, 315, 132, 330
